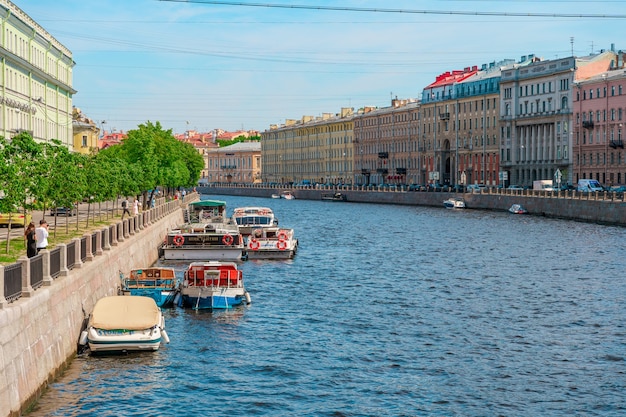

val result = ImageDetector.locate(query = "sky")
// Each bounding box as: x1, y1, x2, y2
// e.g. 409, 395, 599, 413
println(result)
19, 0, 626, 135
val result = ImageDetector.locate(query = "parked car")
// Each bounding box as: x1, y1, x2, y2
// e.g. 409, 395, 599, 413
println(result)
0, 212, 32, 227
408, 184, 426, 191
451, 184, 465, 193
466, 184, 487, 193
50, 205, 78, 216
507, 185, 524, 190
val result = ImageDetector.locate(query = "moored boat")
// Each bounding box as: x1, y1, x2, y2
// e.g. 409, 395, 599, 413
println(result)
508, 204, 529, 214
79, 296, 169, 353
443, 197, 466, 209
281, 191, 295, 200
160, 200, 245, 261
321, 192, 347, 201
119, 267, 179, 308
246, 227, 298, 260
178, 261, 251, 310
232, 206, 278, 236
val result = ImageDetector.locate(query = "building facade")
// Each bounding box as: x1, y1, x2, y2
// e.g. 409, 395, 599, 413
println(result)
573, 61, 626, 186
72, 107, 99, 154
353, 99, 420, 185
261, 108, 354, 185
205, 141, 261, 184
0, 1, 75, 147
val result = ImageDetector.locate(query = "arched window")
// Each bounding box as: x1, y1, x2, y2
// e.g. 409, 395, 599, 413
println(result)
561, 96, 568, 110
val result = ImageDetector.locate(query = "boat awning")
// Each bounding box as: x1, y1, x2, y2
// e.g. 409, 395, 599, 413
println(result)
90, 296, 161, 330
189, 200, 226, 208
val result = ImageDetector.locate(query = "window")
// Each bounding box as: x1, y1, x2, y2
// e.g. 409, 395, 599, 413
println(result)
82, 135, 87, 147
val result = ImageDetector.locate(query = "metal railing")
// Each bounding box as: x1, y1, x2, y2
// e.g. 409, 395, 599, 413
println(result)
0, 196, 185, 305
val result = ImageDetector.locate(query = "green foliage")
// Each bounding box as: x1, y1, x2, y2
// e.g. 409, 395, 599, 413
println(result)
0, 123, 205, 253
216, 135, 260, 148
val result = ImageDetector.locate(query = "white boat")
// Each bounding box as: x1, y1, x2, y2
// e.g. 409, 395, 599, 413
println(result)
79, 296, 169, 353
443, 197, 466, 209
160, 200, 245, 261
271, 194, 281, 199
508, 204, 529, 214
246, 227, 298, 260
281, 191, 295, 200
178, 261, 251, 310
231, 206, 278, 236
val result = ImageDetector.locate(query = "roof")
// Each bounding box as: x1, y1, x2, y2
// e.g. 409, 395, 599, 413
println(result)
189, 200, 227, 208
89, 296, 160, 330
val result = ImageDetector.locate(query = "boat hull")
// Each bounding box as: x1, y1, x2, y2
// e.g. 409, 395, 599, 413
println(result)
162, 246, 243, 261
246, 239, 298, 259
179, 287, 248, 310
87, 326, 164, 353
125, 288, 178, 308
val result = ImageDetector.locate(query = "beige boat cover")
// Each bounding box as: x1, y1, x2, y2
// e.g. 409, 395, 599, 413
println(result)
89, 296, 161, 330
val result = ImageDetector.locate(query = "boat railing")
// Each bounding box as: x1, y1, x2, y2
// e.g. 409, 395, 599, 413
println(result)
123, 278, 176, 288
187, 269, 243, 288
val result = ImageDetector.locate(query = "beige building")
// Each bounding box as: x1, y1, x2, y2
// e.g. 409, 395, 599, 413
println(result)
72, 107, 99, 154
205, 141, 261, 184
261, 108, 354, 184
0, 1, 75, 148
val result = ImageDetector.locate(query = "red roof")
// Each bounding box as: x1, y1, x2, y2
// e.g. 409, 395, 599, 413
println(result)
425, 67, 478, 88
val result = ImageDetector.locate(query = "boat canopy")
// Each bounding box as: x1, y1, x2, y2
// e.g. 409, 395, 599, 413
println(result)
189, 200, 226, 208
90, 296, 161, 330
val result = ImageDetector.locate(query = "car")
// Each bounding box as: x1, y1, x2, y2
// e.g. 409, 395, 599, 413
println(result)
507, 185, 524, 190
50, 206, 78, 216
451, 184, 465, 193
0, 212, 32, 227
466, 184, 487, 193
609, 185, 626, 193
408, 184, 425, 191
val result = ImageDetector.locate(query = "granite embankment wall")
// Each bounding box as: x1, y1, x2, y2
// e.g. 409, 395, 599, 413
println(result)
0, 207, 184, 417
200, 186, 626, 226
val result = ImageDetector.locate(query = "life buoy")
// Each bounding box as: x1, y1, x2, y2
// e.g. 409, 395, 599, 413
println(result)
173, 235, 184, 246
277, 231, 289, 242
222, 234, 234, 246
277, 240, 288, 251
249, 238, 260, 251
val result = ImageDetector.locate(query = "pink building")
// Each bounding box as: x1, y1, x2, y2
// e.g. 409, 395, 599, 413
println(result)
573, 65, 626, 186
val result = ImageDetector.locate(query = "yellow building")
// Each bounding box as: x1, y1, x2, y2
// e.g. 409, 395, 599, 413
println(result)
0, 1, 76, 147
72, 107, 99, 154
261, 108, 354, 184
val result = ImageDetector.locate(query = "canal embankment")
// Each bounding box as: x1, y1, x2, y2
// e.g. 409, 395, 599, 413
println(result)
0, 200, 187, 417
199, 185, 626, 226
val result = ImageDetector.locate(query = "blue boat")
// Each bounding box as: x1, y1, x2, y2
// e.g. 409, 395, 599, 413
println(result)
178, 261, 251, 310
120, 267, 179, 308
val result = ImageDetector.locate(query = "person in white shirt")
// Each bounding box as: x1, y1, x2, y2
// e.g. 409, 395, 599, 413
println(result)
133, 199, 139, 216
35, 220, 49, 252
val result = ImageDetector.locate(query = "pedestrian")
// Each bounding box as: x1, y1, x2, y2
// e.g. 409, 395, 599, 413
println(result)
151, 197, 156, 209
182, 189, 186, 199
35, 220, 49, 253
121, 197, 130, 219
133, 198, 139, 216
24, 221, 37, 258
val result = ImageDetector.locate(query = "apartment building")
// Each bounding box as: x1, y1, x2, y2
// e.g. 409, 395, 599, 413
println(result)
353, 99, 420, 185
573, 58, 626, 186
261, 108, 354, 185
499, 51, 619, 188
0, 1, 76, 147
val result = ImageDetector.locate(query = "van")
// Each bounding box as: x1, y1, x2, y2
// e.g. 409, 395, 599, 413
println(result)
577, 179, 603, 192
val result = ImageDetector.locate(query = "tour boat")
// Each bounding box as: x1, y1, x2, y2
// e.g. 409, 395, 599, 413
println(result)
160, 200, 245, 261
119, 267, 179, 308
443, 197, 466, 209
280, 191, 295, 200
178, 261, 251, 310
508, 204, 529, 214
231, 206, 278, 236
79, 296, 170, 353
246, 227, 298, 260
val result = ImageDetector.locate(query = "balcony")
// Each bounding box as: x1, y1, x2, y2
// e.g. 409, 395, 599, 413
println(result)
376, 168, 389, 174
438, 112, 450, 120
582, 120, 594, 129
220, 165, 237, 170
610, 140, 624, 149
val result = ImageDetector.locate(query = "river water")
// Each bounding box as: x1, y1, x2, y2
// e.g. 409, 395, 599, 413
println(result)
28, 195, 626, 416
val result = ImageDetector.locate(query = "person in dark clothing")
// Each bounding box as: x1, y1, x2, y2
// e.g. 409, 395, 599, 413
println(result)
24, 222, 37, 258
121, 198, 130, 219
